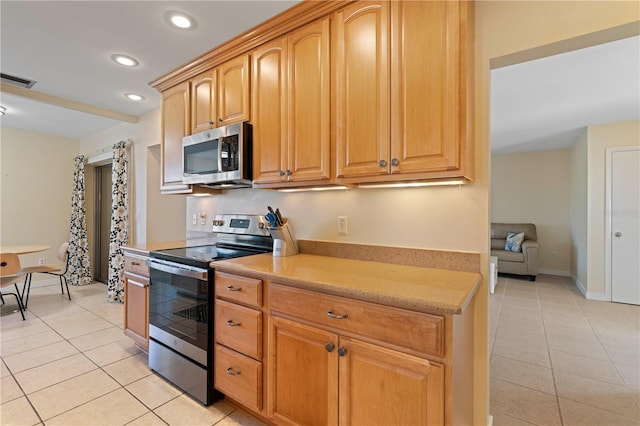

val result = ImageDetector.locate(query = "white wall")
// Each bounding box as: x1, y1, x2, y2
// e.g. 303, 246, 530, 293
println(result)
570, 130, 589, 292
0, 128, 79, 278
491, 149, 572, 275
585, 119, 640, 298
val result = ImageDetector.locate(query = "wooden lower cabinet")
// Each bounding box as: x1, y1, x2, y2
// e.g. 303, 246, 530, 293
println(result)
123, 252, 150, 351
268, 316, 444, 426
339, 337, 444, 426
269, 316, 338, 426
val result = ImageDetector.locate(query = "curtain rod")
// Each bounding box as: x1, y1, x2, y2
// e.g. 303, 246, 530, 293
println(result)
82, 139, 132, 161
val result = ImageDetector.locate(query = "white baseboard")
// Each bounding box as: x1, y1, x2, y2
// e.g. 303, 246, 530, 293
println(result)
487, 414, 494, 426
539, 268, 571, 277
571, 275, 608, 301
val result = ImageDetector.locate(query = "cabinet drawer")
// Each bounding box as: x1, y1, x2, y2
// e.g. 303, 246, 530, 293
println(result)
124, 254, 149, 277
215, 272, 263, 308
215, 299, 262, 360
270, 284, 445, 357
214, 344, 262, 412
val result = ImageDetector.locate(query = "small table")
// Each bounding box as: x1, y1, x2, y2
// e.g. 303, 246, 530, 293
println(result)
0, 245, 50, 316
0, 245, 50, 255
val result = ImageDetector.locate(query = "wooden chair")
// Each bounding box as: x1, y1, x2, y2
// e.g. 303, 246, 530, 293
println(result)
0, 253, 26, 320
21, 242, 71, 308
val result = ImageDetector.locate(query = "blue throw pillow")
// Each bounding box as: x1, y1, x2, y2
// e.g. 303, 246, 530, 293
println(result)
505, 232, 525, 252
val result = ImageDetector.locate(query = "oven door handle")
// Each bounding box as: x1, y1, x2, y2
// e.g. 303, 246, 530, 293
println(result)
147, 260, 208, 280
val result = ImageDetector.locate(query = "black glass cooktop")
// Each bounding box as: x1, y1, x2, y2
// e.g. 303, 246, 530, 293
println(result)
150, 245, 263, 268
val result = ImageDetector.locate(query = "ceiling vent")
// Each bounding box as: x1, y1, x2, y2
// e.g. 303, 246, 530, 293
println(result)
1, 73, 37, 89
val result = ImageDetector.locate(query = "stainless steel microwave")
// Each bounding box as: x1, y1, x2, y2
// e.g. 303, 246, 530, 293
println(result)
182, 121, 252, 188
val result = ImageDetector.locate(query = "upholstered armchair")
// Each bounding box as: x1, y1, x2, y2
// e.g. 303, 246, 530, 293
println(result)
491, 223, 539, 281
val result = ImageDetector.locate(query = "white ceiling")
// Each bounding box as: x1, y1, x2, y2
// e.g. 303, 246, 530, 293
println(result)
491, 35, 640, 154
1, 2, 638, 152
0, 1, 298, 139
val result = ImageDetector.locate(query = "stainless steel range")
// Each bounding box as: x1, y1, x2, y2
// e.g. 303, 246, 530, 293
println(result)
147, 214, 272, 405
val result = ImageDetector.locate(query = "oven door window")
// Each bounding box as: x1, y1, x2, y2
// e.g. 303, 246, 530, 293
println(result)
184, 139, 219, 175
149, 267, 209, 351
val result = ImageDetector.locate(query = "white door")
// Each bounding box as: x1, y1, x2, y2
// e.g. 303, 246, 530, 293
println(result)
611, 148, 640, 305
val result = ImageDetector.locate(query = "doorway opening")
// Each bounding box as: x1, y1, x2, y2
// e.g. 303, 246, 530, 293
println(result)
94, 164, 112, 284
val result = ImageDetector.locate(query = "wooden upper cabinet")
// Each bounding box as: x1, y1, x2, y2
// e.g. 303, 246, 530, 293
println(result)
390, 0, 469, 177
252, 38, 288, 185
218, 54, 250, 126
335, 0, 473, 183
161, 81, 190, 191
334, 1, 390, 179
190, 70, 217, 134
252, 18, 331, 187
287, 18, 331, 184
190, 54, 250, 135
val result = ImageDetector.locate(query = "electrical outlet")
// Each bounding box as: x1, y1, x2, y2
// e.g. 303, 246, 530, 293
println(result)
551, 251, 557, 257
38, 258, 45, 265
200, 213, 206, 225
338, 216, 348, 235
192, 214, 197, 226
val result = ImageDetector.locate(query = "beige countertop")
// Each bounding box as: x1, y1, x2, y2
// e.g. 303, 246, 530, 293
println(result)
213, 253, 481, 315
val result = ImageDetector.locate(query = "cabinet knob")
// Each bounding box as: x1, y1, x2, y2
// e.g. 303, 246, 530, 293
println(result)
226, 367, 241, 376
218, 117, 223, 123
208, 120, 214, 125
226, 320, 242, 327
390, 158, 399, 167
337, 347, 347, 357
378, 160, 387, 167
279, 170, 285, 177
325, 343, 335, 352
286, 169, 292, 176
327, 310, 348, 320
614, 232, 622, 237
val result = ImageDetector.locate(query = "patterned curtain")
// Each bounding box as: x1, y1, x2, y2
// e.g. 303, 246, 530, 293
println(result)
68, 156, 92, 286
107, 141, 129, 303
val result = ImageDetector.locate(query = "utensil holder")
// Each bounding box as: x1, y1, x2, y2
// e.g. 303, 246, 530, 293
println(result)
268, 221, 299, 257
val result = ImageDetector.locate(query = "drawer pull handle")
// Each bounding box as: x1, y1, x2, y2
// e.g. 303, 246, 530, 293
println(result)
226, 320, 242, 327
131, 262, 140, 266
226, 367, 241, 376
327, 310, 348, 320
226, 286, 242, 292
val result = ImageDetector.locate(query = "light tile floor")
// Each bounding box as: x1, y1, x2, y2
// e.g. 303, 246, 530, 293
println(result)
490, 274, 640, 426
3, 276, 638, 425
1, 282, 265, 426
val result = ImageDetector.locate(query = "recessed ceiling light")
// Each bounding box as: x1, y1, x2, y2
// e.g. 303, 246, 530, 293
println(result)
125, 93, 145, 102
111, 54, 139, 67
164, 11, 196, 30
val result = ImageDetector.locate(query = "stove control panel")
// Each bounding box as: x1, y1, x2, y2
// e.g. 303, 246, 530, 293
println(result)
212, 214, 271, 237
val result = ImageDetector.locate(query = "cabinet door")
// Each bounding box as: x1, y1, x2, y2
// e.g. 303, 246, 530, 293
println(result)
124, 272, 149, 350
390, 1, 462, 174
269, 316, 338, 426
218, 54, 250, 126
191, 69, 217, 134
287, 18, 331, 183
338, 337, 444, 426
334, 1, 390, 179
160, 82, 190, 191
252, 38, 288, 184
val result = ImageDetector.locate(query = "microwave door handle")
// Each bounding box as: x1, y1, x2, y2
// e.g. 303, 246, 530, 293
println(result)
217, 138, 224, 173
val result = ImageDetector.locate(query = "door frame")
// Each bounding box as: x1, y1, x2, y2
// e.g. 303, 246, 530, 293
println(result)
604, 145, 640, 301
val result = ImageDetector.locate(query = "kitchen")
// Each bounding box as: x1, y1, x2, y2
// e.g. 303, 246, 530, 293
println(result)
1, 1, 638, 425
